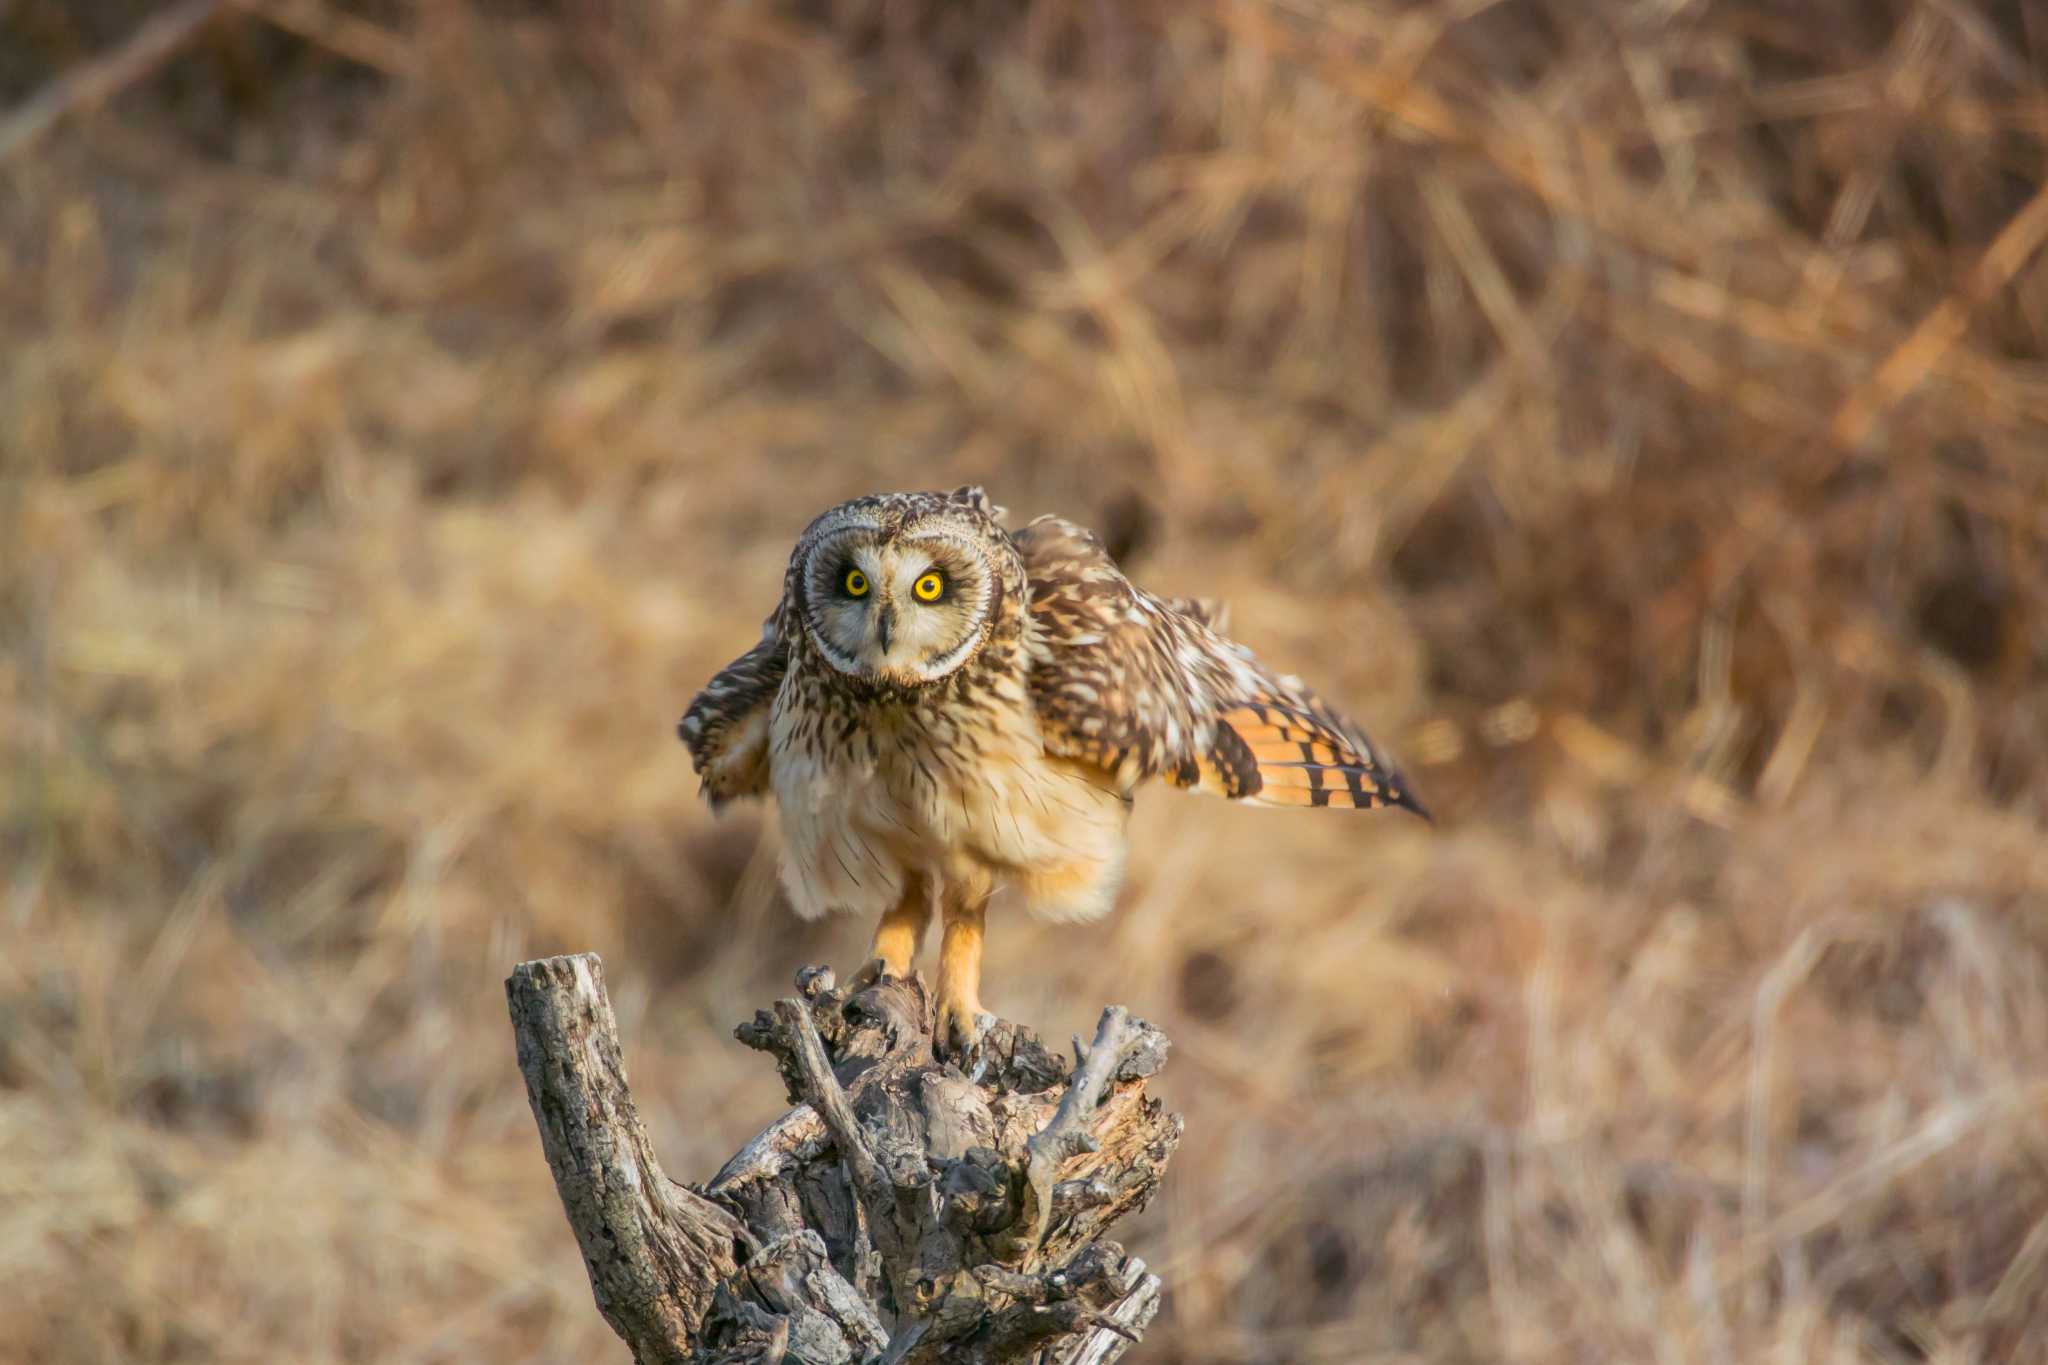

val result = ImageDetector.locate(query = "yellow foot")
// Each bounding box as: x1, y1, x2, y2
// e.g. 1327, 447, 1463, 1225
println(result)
936, 995, 996, 1074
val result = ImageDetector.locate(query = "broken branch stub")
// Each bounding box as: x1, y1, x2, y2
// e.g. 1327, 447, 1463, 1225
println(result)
505, 955, 745, 1361
507, 955, 1181, 1364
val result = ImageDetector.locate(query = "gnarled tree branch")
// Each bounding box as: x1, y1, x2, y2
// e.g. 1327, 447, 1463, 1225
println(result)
507, 955, 1179, 1364
505, 955, 746, 1360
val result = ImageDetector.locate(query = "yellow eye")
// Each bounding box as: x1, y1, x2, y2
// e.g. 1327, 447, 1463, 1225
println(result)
844, 568, 869, 597
913, 572, 944, 602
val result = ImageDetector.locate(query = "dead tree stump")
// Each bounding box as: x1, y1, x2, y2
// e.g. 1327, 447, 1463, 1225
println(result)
506, 954, 1182, 1364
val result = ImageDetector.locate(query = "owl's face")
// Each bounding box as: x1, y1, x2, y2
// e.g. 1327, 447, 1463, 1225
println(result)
793, 496, 1004, 689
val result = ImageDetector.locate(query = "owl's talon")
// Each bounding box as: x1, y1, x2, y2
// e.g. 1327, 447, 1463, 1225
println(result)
937, 1002, 996, 1075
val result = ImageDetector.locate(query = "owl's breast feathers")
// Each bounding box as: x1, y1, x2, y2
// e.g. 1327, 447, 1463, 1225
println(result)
764, 626, 1129, 922
1012, 514, 1427, 818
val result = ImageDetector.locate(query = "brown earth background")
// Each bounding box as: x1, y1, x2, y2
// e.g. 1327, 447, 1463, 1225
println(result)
7, 1, 2048, 1361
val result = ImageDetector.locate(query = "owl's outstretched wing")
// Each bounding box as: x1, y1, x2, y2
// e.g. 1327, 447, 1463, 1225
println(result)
678, 620, 786, 810
1013, 515, 1425, 817
1156, 594, 1229, 632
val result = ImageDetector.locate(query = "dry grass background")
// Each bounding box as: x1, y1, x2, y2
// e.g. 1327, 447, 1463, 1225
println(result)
6, 0, 2048, 1360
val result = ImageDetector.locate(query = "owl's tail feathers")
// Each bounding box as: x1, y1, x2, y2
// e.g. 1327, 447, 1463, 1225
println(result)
1216, 698, 1431, 820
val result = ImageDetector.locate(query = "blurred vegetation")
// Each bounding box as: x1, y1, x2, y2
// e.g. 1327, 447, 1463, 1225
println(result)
5, 0, 2048, 1361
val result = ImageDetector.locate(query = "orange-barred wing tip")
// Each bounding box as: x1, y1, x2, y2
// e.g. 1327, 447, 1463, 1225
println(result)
1214, 698, 1429, 819
1250, 761, 1426, 813
1251, 775, 1430, 818
1241, 736, 1356, 766
1387, 775, 1431, 822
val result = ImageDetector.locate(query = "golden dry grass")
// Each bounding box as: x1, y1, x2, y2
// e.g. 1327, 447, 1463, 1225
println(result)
5, 1, 2048, 1360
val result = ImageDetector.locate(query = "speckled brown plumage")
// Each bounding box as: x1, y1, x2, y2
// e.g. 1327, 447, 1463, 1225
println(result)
1011, 514, 1424, 814
679, 487, 1423, 1058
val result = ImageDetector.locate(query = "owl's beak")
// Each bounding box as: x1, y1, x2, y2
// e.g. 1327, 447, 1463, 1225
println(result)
875, 604, 896, 653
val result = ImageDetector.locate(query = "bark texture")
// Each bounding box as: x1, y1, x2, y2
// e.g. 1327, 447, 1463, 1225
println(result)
507, 956, 1180, 1364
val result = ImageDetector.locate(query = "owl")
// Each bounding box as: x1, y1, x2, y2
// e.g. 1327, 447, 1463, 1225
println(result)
679, 487, 1424, 1061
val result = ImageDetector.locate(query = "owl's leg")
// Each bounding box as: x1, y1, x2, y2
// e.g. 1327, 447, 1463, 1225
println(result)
845, 875, 932, 993
936, 883, 995, 1067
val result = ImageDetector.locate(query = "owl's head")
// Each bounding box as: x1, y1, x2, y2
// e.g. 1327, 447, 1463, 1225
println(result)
789, 487, 1012, 689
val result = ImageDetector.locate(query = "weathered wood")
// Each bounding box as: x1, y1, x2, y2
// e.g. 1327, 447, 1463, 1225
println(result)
996, 1006, 1168, 1261
506, 955, 746, 1362
508, 954, 1179, 1364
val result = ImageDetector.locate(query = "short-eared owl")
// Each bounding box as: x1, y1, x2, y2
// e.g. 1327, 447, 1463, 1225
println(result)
680, 487, 1424, 1058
